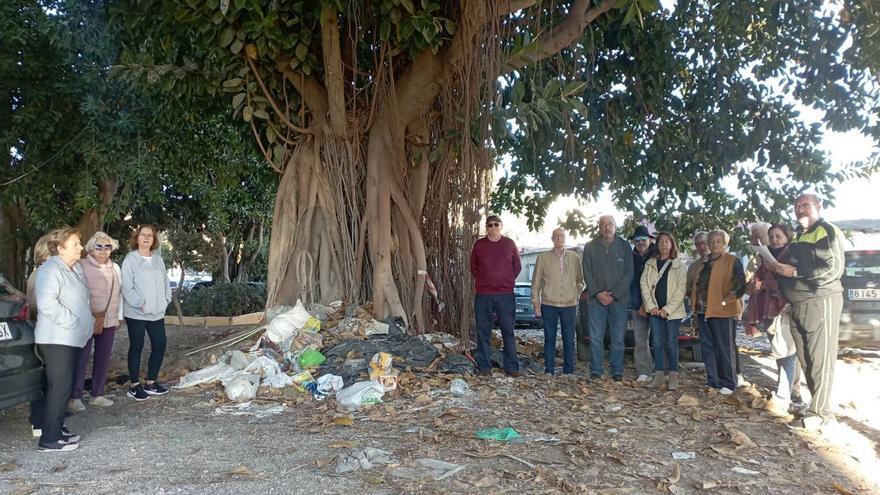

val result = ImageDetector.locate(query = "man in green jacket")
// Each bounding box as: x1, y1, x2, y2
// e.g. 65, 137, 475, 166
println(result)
774, 194, 845, 432
531, 228, 585, 379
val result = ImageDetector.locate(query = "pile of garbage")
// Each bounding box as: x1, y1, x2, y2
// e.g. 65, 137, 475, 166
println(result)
174, 299, 480, 408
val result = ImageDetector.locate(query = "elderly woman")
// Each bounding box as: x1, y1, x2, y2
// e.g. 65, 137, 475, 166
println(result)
641, 232, 687, 391
31, 227, 92, 452
67, 232, 123, 412
692, 229, 746, 395
121, 224, 172, 401
746, 224, 803, 410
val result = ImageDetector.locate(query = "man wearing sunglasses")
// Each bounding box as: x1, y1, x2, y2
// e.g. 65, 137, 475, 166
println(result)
470, 215, 523, 377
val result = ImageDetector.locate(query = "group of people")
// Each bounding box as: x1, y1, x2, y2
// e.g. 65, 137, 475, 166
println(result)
27, 224, 173, 452
471, 193, 845, 432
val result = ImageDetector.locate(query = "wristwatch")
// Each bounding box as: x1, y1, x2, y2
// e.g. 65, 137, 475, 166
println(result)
792, 268, 798, 277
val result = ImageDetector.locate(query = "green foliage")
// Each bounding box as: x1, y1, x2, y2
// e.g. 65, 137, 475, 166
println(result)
176, 282, 266, 317
492, 1, 879, 241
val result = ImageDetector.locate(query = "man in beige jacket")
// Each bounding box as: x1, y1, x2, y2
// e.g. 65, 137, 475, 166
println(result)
531, 228, 585, 378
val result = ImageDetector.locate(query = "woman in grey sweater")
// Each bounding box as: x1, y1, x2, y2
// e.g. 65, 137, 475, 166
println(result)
32, 227, 93, 452
121, 224, 172, 401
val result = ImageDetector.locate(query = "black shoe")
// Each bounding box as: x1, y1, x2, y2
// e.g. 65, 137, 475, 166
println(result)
143, 381, 170, 396
613, 375, 623, 382
61, 430, 81, 444
37, 440, 79, 452
590, 374, 601, 381
128, 384, 150, 401
477, 368, 492, 377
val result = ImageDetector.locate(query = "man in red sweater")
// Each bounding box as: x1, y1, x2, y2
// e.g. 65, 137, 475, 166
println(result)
470, 215, 523, 377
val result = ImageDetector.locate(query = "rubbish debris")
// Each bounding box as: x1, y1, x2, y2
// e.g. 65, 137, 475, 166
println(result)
449, 378, 470, 397
223, 373, 260, 402
392, 458, 465, 480
335, 447, 395, 474
316, 374, 344, 395
369, 352, 398, 391
731, 466, 761, 475
265, 299, 313, 343
214, 402, 286, 418
475, 427, 521, 442
336, 380, 386, 408
263, 372, 294, 389
365, 320, 390, 336
672, 452, 696, 460
297, 349, 326, 369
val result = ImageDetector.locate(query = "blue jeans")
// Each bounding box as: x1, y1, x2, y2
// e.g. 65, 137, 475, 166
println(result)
587, 300, 627, 377
649, 316, 681, 372
474, 294, 520, 373
775, 354, 800, 401
541, 304, 577, 375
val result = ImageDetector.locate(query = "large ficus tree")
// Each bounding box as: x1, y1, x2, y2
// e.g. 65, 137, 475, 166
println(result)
112, 0, 878, 334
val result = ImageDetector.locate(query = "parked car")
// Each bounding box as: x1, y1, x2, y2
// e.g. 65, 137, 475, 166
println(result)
0, 291, 43, 411
840, 249, 880, 346
513, 283, 543, 328
189, 280, 215, 291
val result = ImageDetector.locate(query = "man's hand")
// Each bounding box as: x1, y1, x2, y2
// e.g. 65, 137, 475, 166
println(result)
596, 291, 613, 306
649, 307, 660, 316
534, 305, 542, 318
580, 291, 589, 301
773, 262, 797, 278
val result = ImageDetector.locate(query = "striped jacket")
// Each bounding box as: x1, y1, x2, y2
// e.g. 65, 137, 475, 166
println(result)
778, 218, 845, 304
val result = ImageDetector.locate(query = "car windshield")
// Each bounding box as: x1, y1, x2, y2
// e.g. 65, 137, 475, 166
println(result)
514, 286, 531, 297
845, 251, 880, 279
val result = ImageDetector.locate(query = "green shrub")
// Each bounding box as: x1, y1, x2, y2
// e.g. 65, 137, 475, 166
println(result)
175, 282, 266, 317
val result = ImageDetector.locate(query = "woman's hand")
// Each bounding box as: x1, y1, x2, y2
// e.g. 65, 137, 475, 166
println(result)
658, 308, 669, 319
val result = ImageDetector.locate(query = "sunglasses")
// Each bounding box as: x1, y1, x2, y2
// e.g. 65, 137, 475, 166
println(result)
94, 244, 113, 251
486, 222, 501, 227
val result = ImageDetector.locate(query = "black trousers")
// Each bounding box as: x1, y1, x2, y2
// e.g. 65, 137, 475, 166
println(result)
125, 317, 167, 383
790, 294, 843, 420
30, 344, 81, 444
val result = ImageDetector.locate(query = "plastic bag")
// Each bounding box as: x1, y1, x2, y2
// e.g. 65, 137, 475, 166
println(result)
475, 427, 521, 441
297, 349, 326, 368
449, 378, 470, 397
224, 373, 261, 402
174, 361, 236, 389
336, 380, 385, 408
263, 373, 294, 389
265, 299, 313, 343
316, 374, 344, 395
243, 355, 282, 378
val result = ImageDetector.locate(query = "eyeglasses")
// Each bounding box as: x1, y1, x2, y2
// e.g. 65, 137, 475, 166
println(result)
139, 233, 154, 238
486, 222, 501, 228
94, 244, 113, 251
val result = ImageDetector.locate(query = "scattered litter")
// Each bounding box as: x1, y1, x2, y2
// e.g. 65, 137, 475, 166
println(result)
369, 352, 398, 391
392, 458, 464, 480
223, 373, 260, 402
449, 378, 470, 397
316, 374, 344, 395
475, 427, 521, 442
335, 448, 395, 474
265, 300, 313, 343
336, 380, 386, 408
606, 428, 619, 434
365, 320, 390, 336
214, 402, 286, 418
297, 349, 326, 369
672, 452, 696, 460
731, 466, 761, 475
263, 373, 294, 389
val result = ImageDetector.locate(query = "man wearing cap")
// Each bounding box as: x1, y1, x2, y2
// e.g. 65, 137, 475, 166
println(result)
470, 215, 523, 377
629, 224, 656, 382
774, 194, 845, 432
582, 215, 634, 381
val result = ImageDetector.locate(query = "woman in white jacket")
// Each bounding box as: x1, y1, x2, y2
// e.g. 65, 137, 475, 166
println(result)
640, 232, 687, 391
121, 224, 172, 401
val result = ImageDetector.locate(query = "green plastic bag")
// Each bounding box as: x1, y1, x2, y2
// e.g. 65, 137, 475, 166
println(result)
475, 427, 521, 441
297, 349, 326, 368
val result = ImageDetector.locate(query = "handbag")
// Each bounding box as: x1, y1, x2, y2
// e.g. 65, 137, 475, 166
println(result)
92, 273, 115, 336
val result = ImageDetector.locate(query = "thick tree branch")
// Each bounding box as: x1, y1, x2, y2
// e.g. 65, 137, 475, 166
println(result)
502, 0, 617, 74
248, 56, 313, 134
498, 0, 539, 16
274, 57, 329, 117
320, 5, 348, 137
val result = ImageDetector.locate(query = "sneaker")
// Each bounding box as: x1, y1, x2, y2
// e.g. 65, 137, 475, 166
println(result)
90, 396, 114, 407
143, 382, 170, 396
477, 368, 492, 377
789, 415, 824, 433
561, 374, 577, 382
719, 387, 735, 396
127, 384, 150, 401
67, 399, 85, 413
736, 374, 750, 388
61, 431, 81, 444
503, 369, 524, 378
37, 441, 79, 453
636, 374, 651, 383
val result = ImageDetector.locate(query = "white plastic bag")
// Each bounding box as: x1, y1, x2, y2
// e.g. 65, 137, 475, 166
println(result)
336, 380, 385, 408
174, 362, 235, 389
316, 374, 344, 395
265, 299, 313, 343
224, 373, 261, 402
263, 373, 294, 389
243, 355, 282, 378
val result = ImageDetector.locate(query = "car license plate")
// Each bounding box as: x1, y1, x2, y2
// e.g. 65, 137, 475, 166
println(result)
0, 322, 12, 341
849, 289, 880, 300
516, 308, 525, 313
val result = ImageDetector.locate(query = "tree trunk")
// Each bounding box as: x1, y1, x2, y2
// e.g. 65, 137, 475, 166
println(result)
0, 203, 28, 290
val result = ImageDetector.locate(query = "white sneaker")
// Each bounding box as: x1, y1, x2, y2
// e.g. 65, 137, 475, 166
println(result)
67, 399, 85, 413
636, 374, 650, 383
719, 387, 735, 396
90, 396, 114, 407
736, 374, 750, 388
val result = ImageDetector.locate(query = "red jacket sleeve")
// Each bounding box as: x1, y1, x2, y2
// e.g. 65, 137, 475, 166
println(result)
470, 241, 480, 278
511, 240, 522, 278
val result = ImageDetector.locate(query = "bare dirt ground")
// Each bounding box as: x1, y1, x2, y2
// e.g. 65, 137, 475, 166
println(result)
1, 324, 879, 495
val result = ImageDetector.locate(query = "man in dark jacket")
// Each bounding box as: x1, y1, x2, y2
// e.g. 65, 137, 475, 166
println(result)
774, 194, 845, 432
582, 215, 634, 381
629, 225, 655, 382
